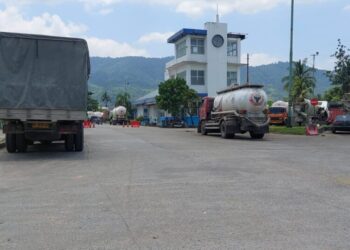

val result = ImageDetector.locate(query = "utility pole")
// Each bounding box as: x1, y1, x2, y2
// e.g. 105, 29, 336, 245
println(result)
287, 0, 294, 128
124, 81, 129, 106
247, 53, 250, 84
311, 52, 319, 96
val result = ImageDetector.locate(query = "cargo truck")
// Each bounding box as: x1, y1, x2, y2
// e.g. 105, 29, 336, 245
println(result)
198, 84, 270, 139
0, 32, 90, 153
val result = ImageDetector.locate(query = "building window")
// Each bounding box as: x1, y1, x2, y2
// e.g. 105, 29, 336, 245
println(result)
227, 40, 238, 56
177, 71, 186, 80
176, 40, 186, 58
191, 38, 205, 54
191, 70, 205, 85
227, 71, 237, 86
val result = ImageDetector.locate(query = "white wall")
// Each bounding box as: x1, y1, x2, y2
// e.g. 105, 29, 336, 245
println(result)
205, 22, 228, 96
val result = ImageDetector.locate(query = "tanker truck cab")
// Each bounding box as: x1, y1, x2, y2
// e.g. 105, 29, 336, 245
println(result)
198, 85, 270, 139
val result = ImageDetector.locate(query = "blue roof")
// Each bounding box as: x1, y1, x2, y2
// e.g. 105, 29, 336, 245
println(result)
134, 90, 158, 105
167, 29, 246, 44
168, 29, 207, 43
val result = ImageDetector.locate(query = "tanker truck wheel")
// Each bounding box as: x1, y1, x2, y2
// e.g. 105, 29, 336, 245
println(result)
249, 132, 265, 139
220, 121, 234, 139
6, 134, 16, 153
200, 121, 207, 135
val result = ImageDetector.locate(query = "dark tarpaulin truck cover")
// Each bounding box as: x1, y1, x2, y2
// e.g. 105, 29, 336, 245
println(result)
0, 32, 90, 111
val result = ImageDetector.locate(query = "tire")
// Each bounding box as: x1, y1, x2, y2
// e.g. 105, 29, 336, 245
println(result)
197, 124, 201, 133
220, 121, 234, 139
74, 125, 84, 152
65, 135, 74, 152
250, 131, 265, 139
16, 134, 27, 153
6, 134, 16, 153
200, 121, 207, 135
332, 129, 336, 134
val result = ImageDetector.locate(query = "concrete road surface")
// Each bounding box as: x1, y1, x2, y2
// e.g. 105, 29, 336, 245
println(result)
0, 126, 350, 250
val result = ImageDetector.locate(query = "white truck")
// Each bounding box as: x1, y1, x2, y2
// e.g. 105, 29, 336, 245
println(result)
111, 106, 127, 125
0, 32, 90, 153
198, 84, 270, 139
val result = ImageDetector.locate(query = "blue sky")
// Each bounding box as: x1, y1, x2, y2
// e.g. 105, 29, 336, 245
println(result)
0, 0, 349, 70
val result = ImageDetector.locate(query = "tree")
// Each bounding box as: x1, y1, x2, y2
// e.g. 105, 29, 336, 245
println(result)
101, 91, 111, 107
283, 59, 315, 102
156, 78, 199, 119
323, 86, 343, 102
115, 92, 132, 118
326, 39, 350, 96
87, 91, 99, 111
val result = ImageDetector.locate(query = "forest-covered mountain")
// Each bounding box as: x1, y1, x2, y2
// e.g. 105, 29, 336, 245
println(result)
88, 57, 331, 102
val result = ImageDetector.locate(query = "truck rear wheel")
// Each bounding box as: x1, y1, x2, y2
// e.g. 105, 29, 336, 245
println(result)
74, 125, 84, 152
6, 134, 16, 153
16, 134, 27, 152
220, 121, 234, 139
200, 121, 207, 135
65, 135, 74, 152
250, 132, 265, 139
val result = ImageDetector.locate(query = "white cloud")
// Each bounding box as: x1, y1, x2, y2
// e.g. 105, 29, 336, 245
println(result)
138, 32, 174, 43
0, 6, 148, 57
242, 53, 281, 66
0, 6, 87, 36
344, 4, 350, 11
87, 37, 148, 57
78, 0, 120, 14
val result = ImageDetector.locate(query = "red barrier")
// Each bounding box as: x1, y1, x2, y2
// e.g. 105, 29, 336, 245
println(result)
130, 120, 140, 128
306, 125, 318, 136
83, 120, 93, 128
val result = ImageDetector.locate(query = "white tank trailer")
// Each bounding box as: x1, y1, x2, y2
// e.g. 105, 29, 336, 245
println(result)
198, 85, 270, 139
111, 106, 127, 125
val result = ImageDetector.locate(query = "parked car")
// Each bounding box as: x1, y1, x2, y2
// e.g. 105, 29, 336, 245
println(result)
332, 114, 350, 133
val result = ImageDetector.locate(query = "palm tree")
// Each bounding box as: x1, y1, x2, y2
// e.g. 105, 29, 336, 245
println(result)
283, 59, 315, 102
101, 91, 111, 107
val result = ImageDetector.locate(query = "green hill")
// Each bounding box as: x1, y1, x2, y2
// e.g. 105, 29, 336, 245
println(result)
241, 62, 331, 100
88, 57, 331, 102
88, 56, 172, 102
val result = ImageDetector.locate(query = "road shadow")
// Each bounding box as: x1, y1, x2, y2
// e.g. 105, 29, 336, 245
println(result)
0, 142, 86, 162
205, 133, 273, 141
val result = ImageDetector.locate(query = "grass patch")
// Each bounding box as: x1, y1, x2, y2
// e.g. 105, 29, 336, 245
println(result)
269, 125, 306, 135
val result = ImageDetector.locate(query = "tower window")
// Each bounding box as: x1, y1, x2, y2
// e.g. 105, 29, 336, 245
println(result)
191, 38, 205, 54
227, 40, 238, 56
227, 71, 237, 86
191, 70, 205, 85
176, 40, 186, 58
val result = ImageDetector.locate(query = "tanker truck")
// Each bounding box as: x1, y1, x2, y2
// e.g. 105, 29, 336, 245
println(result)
111, 106, 127, 125
0, 32, 90, 153
197, 84, 270, 139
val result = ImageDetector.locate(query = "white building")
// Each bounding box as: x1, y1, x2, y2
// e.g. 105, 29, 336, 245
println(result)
165, 21, 245, 97
135, 19, 246, 125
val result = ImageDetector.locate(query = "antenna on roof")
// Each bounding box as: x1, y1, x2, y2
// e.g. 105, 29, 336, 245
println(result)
216, 0, 220, 23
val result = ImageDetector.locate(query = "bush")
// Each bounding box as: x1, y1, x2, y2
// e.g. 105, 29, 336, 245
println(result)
135, 116, 144, 122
